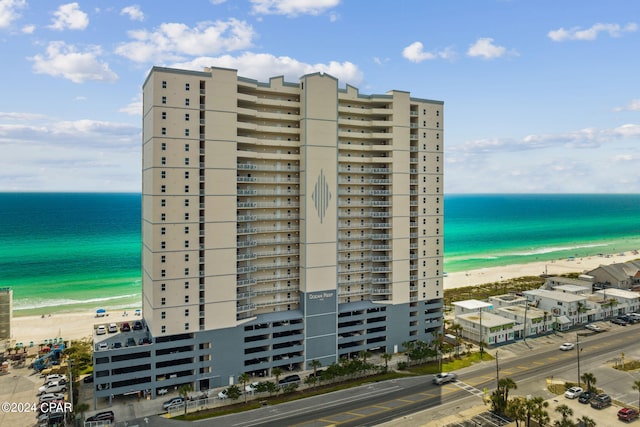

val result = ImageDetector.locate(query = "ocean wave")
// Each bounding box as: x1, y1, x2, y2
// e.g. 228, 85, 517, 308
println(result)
509, 243, 610, 257
13, 293, 141, 311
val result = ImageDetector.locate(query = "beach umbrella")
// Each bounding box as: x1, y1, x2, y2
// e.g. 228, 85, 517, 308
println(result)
96, 308, 106, 314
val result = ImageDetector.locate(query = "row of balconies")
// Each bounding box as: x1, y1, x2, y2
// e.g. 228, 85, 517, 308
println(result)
337, 200, 392, 207
338, 178, 391, 185
237, 201, 301, 208
237, 176, 300, 184
237, 162, 299, 172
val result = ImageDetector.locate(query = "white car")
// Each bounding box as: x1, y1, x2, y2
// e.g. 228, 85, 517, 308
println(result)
432, 372, 457, 385
585, 323, 602, 332
218, 390, 228, 399
39, 393, 65, 403
108, 323, 118, 333
96, 325, 107, 335
565, 386, 584, 399
559, 342, 575, 351
44, 374, 66, 383
38, 381, 66, 395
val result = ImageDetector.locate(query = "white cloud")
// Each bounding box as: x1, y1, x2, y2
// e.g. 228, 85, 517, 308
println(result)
172, 51, 364, 87
29, 41, 118, 84
0, 0, 26, 29
250, 0, 340, 16
402, 41, 455, 63
119, 95, 142, 116
614, 99, 640, 112
613, 154, 634, 162
466, 37, 512, 59
548, 22, 637, 41
121, 5, 144, 22
21, 23, 34, 33
48, 2, 89, 31
210, 0, 227, 4
115, 19, 256, 63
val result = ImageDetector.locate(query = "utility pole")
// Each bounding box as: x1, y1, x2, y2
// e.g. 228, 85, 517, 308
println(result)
576, 333, 581, 388
495, 350, 500, 389
523, 299, 528, 342
479, 308, 484, 359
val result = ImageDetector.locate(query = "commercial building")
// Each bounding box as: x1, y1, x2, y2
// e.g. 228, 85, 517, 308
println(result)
0, 288, 11, 345
93, 66, 444, 403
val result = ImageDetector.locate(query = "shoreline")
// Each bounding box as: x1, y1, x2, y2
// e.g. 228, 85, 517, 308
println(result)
9, 251, 639, 345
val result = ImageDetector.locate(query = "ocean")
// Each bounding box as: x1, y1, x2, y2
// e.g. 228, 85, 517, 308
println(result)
1, 193, 639, 316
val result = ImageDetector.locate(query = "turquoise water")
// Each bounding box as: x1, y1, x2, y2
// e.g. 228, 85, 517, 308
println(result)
0, 193, 141, 316
1, 193, 639, 316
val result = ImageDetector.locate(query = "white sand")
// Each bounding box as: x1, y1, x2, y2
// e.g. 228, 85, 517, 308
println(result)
444, 251, 640, 289
10, 309, 139, 345
9, 251, 639, 344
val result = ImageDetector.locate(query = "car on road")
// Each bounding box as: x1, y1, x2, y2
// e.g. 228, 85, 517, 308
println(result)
559, 342, 575, 351
86, 411, 115, 423
585, 323, 602, 332
611, 317, 629, 326
432, 372, 457, 385
618, 407, 639, 421
578, 391, 594, 404
162, 396, 184, 410
590, 393, 612, 409
564, 386, 583, 399
83, 374, 93, 383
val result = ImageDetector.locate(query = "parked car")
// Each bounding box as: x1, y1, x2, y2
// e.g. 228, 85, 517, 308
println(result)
564, 386, 583, 399
218, 390, 228, 399
120, 322, 131, 332
432, 372, 457, 385
157, 388, 168, 396
559, 342, 575, 351
578, 391, 594, 404
590, 393, 612, 409
39, 393, 65, 403
133, 320, 143, 330
618, 314, 635, 324
44, 374, 66, 383
584, 323, 602, 332
95, 325, 107, 335
86, 411, 115, 423
97, 342, 108, 351
278, 374, 301, 385
108, 323, 118, 333
611, 317, 628, 326
618, 407, 639, 421
38, 381, 66, 395
82, 374, 93, 384
162, 396, 184, 410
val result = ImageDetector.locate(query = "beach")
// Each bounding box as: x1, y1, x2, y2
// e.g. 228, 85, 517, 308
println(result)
9, 251, 640, 345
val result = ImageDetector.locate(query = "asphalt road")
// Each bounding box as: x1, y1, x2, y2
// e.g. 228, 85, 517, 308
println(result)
130, 321, 640, 427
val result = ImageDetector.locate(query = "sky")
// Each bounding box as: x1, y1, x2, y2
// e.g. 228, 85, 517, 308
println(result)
0, 0, 639, 193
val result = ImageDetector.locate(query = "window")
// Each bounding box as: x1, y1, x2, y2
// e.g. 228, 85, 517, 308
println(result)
436, 110, 440, 117
185, 309, 189, 316
184, 226, 189, 234
185, 83, 190, 91
184, 282, 189, 289
161, 143, 166, 151
162, 112, 166, 120
184, 185, 189, 193
162, 96, 166, 104
161, 269, 166, 277
161, 297, 166, 305
185, 295, 190, 303
161, 325, 166, 333
161, 171, 166, 179
185, 98, 190, 106
185, 323, 190, 331
184, 199, 189, 207
184, 157, 189, 166
161, 255, 166, 263
161, 241, 166, 248
185, 144, 190, 152
161, 283, 166, 291
161, 311, 166, 319
185, 113, 190, 121
161, 157, 166, 165
184, 240, 189, 248
184, 129, 190, 136
161, 127, 166, 135
162, 81, 167, 89
184, 212, 189, 220
184, 171, 189, 179
184, 268, 189, 276
161, 227, 166, 235
161, 199, 166, 207
161, 185, 166, 193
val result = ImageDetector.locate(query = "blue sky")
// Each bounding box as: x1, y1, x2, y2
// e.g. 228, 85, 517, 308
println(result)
0, 0, 639, 193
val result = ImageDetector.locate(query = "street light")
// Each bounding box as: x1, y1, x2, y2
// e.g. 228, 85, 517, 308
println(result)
479, 308, 484, 359
495, 350, 500, 389
576, 333, 581, 388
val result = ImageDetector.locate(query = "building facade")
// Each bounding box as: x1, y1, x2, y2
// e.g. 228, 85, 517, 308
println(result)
93, 66, 444, 402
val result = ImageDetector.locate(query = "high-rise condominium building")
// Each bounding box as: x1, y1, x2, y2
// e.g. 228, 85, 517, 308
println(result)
92, 66, 443, 402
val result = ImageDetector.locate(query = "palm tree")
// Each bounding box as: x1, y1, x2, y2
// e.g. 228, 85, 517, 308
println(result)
272, 367, 282, 385
238, 373, 250, 403
309, 359, 322, 387
581, 372, 596, 392
554, 404, 573, 427
358, 349, 371, 364
526, 396, 549, 427
632, 379, 640, 410
499, 377, 517, 403
506, 396, 526, 427
381, 353, 393, 371
177, 383, 193, 415
577, 415, 596, 427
